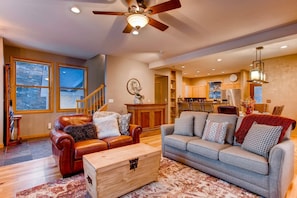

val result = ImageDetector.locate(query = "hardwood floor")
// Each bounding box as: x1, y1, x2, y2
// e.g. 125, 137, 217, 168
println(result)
0, 134, 296, 197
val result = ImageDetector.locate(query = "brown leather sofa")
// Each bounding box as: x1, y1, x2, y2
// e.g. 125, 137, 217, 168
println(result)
50, 114, 142, 177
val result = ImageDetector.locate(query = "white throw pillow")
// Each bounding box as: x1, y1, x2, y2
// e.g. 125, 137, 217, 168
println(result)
93, 116, 121, 139
93, 111, 120, 119
202, 120, 228, 144
241, 123, 282, 158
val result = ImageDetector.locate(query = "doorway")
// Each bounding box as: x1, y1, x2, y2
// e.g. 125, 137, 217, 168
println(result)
155, 75, 168, 122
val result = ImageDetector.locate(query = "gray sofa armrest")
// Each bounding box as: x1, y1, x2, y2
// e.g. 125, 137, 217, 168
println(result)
268, 140, 294, 198
161, 124, 175, 155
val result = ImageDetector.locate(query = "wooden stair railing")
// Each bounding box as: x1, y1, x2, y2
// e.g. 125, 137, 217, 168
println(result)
76, 84, 107, 115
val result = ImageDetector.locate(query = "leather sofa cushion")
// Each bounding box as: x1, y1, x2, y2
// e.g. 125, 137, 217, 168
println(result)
56, 114, 93, 130
219, 146, 268, 175
102, 135, 133, 149
187, 139, 230, 160
74, 139, 108, 160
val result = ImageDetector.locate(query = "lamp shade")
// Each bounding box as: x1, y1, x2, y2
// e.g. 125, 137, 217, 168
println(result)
250, 69, 260, 80
247, 46, 268, 84
127, 14, 149, 29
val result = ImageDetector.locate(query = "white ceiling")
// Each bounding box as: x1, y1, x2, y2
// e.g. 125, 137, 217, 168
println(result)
1, 0, 297, 78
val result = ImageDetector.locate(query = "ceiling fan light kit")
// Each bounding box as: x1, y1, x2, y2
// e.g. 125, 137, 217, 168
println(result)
92, 0, 181, 34
127, 14, 149, 29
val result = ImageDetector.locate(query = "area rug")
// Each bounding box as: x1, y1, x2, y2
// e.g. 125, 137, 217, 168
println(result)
16, 157, 260, 198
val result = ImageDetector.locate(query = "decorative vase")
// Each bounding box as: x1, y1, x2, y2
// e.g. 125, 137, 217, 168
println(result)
245, 106, 252, 115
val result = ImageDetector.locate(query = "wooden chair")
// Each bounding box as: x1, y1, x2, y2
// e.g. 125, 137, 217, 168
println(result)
272, 105, 284, 115
254, 103, 268, 113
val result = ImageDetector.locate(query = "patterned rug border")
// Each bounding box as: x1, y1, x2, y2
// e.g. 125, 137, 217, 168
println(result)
16, 157, 260, 198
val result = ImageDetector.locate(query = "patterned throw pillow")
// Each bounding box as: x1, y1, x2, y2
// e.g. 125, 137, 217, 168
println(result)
118, 113, 131, 135
241, 123, 283, 158
202, 120, 228, 144
173, 117, 194, 136
64, 123, 97, 142
93, 116, 121, 139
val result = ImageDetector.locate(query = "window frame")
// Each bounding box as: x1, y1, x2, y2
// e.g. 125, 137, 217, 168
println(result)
56, 64, 88, 112
10, 57, 54, 114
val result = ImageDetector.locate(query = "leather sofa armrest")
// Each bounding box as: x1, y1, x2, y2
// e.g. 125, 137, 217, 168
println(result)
129, 124, 142, 143
50, 129, 75, 150
50, 129, 76, 177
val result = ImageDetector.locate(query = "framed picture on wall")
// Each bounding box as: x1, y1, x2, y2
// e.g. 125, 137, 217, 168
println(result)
209, 81, 221, 99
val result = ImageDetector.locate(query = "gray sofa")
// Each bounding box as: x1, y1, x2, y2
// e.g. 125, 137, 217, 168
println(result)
161, 111, 295, 198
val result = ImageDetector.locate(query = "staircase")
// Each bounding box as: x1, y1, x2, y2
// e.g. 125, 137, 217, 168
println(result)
76, 84, 107, 115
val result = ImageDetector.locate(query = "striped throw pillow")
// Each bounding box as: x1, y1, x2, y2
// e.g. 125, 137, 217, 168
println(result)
202, 120, 228, 144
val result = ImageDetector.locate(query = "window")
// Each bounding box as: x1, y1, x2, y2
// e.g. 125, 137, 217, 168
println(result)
11, 57, 53, 113
57, 64, 87, 111
253, 86, 263, 103
250, 84, 263, 103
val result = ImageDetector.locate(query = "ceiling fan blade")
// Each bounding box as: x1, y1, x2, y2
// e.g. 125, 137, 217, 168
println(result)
148, 17, 168, 31
145, 0, 181, 14
92, 11, 126, 15
123, 24, 133, 33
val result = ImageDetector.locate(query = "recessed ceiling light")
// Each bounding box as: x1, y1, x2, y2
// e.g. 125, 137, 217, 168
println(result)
280, 45, 288, 49
217, 58, 222, 62
196, 70, 200, 73
221, 71, 225, 74
212, 68, 215, 71
181, 65, 185, 69
71, 6, 81, 14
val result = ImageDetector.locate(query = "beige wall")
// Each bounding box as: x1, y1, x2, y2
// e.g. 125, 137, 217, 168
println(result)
2, 44, 297, 146
105, 55, 155, 114
2, 46, 90, 142
85, 54, 106, 93
263, 54, 297, 121
182, 54, 297, 133
0, 38, 4, 147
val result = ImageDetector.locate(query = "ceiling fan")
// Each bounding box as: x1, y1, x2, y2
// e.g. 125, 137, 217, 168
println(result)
92, 0, 181, 34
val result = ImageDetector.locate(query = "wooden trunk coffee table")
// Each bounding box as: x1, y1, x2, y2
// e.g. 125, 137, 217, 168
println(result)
83, 143, 161, 198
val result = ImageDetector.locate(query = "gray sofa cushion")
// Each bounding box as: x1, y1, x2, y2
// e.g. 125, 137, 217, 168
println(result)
187, 139, 231, 160
164, 134, 199, 151
219, 146, 268, 175
241, 123, 283, 158
207, 113, 238, 144
173, 117, 194, 136
180, 111, 208, 137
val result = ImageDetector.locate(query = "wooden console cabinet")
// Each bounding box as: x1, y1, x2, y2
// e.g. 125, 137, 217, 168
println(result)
125, 104, 166, 133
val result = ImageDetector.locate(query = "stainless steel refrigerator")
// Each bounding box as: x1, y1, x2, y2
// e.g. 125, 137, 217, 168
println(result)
221, 89, 241, 107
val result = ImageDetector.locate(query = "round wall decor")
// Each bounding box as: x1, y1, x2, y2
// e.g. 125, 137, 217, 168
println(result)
229, 74, 238, 82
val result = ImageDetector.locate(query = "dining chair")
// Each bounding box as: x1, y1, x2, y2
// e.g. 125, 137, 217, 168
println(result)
272, 105, 284, 115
